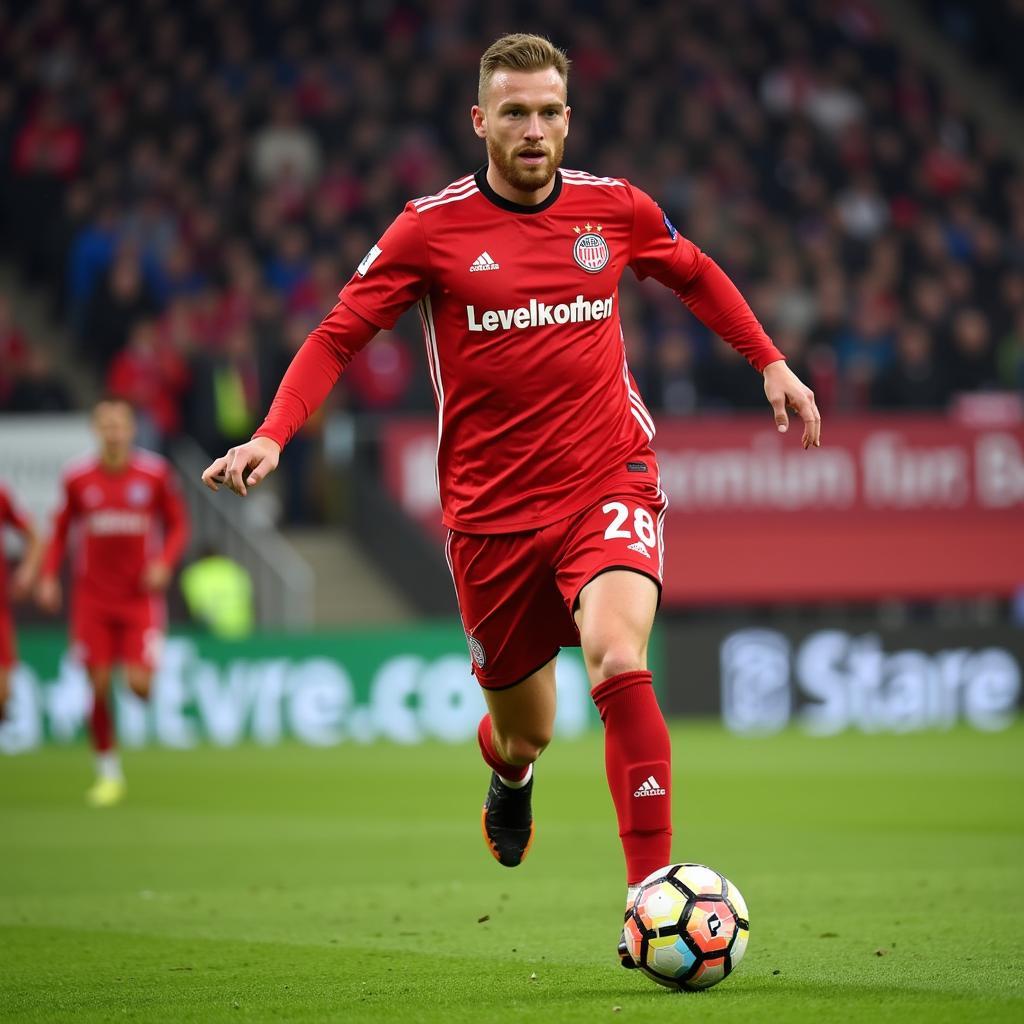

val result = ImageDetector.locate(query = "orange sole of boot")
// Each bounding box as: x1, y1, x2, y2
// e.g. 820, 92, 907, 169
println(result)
481, 805, 535, 867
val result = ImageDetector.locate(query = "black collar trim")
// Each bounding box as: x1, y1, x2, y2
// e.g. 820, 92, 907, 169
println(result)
474, 165, 562, 214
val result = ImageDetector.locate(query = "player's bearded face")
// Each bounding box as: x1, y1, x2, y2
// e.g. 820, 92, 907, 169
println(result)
486, 131, 565, 194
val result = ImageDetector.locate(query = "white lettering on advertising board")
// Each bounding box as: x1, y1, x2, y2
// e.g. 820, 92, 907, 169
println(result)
659, 435, 857, 510
721, 629, 1020, 735
0, 639, 591, 754
975, 433, 1024, 508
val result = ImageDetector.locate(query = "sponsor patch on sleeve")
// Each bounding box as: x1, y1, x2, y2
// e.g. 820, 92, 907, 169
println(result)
356, 244, 383, 277
662, 210, 678, 240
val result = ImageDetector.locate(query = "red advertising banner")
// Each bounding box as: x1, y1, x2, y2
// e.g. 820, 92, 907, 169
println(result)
380, 415, 1024, 605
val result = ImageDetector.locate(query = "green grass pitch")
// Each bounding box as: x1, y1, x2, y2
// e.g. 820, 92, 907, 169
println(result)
1, 723, 1022, 1022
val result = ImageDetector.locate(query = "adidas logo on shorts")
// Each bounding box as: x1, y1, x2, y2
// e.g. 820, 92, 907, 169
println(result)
634, 775, 666, 798
627, 540, 651, 558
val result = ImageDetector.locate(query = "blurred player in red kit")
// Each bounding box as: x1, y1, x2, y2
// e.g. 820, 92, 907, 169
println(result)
0, 482, 42, 719
202, 35, 821, 961
38, 398, 188, 806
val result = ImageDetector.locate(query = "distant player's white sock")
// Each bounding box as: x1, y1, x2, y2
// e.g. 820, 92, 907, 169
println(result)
96, 752, 123, 782
626, 884, 640, 911
498, 763, 532, 789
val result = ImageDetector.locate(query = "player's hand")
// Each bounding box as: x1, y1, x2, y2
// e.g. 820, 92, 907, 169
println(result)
143, 561, 171, 592
201, 436, 281, 497
763, 360, 821, 449
36, 575, 62, 614
10, 561, 35, 601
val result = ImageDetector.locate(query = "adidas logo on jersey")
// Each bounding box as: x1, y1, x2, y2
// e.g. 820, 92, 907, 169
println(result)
627, 540, 651, 558
470, 251, 500, 272
634, 775, 666, 798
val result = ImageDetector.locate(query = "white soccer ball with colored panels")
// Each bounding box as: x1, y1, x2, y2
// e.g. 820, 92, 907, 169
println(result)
622, 863, 749, 991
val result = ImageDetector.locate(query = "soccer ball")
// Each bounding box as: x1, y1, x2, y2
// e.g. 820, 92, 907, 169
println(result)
622, 863, 749, 991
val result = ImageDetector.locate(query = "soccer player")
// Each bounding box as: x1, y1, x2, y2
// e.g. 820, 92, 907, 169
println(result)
37, 397, 189, 806
0, 481, 42, 720
201, 34, 820, 963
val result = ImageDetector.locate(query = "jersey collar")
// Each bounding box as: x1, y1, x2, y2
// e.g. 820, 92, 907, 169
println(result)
474, 165, 562, 214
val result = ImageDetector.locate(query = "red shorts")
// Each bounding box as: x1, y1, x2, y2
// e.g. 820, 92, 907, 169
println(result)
71, 593, 166, 671
446, 486, 667, 689
0, 609, 15, 668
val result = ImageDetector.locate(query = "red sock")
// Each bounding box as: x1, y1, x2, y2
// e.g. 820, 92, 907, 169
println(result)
90, 691, 115, 753
592, 670, 672, 885
477, 714, 530, 782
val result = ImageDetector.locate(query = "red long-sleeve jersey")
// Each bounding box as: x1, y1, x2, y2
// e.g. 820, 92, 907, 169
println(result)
256, 167, 784, 532
42, 450, 189, 604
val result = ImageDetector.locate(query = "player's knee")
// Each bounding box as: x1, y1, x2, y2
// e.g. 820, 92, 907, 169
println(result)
126, 671, 152, 700
499, 729, 551, 765
586, 642, 645, 684
128, 679, 152, 700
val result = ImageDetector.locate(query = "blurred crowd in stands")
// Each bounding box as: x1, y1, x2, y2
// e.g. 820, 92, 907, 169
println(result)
1, 0, 1023, 465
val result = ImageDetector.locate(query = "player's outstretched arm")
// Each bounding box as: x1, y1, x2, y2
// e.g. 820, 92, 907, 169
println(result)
763, 359, 821, 449
202, 436, 281, 498
629, 185, 821, 449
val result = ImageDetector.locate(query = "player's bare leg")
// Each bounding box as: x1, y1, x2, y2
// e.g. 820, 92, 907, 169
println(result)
86, 666, 125, 807
124, 664, 153, 701
478, 659, 557, 867
575, 569, 668, 967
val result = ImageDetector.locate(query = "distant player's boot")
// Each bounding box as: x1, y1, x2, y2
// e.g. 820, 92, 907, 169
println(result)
86, 776, 125, 807
481, 770, 534, 867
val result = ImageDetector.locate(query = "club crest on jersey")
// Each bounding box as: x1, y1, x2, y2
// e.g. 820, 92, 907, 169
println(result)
127, 481, 151, 506
467, 634, 487, 668
572, 223, 609, 273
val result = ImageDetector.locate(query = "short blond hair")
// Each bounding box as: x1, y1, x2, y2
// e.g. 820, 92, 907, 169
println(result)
478, 33, 570, 104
